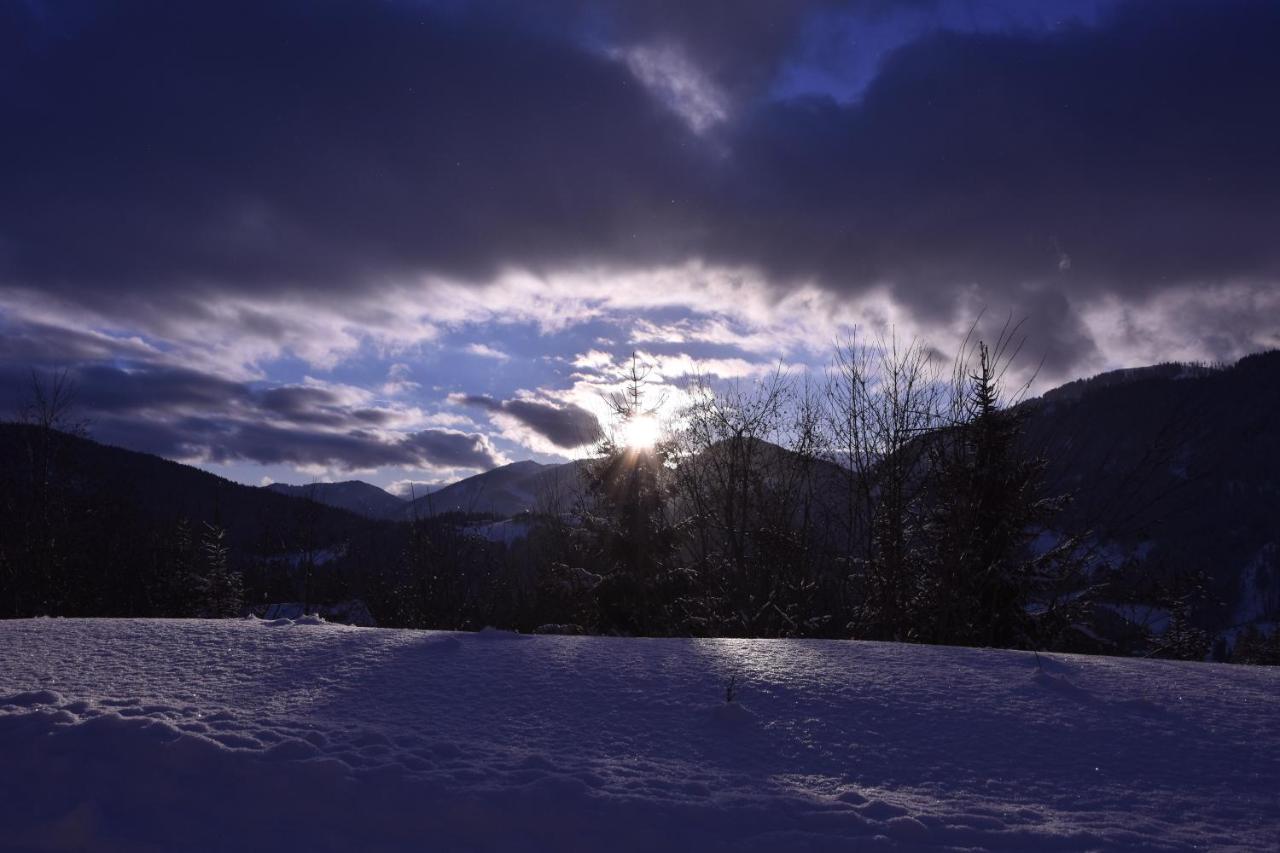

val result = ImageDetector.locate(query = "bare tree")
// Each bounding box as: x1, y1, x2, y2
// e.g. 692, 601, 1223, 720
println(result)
18, 368, 87, 434
824, 332, 943, 640
1, 369, 90, 615
667, 366, 832, 635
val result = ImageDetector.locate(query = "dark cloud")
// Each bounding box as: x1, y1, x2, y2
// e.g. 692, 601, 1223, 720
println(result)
91, 418, 501, 471
0, 0, 706, 297
257, 386, 350, 428
711, 0, 1280, 372
0, 360, 500, 472
401, 429, 502, 469
3, 0, 1278, 378
721, 4, 1280, 282
0, 319, 155, 364
458, 394, 601, 449
0, 359, 247, 419
75, 365, 253, 414
199, 422, 497, 471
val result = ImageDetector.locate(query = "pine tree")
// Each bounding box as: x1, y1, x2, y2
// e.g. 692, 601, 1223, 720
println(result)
199, 521, 243, 618
169, 517, 202, 616
920, 342, 1052, 648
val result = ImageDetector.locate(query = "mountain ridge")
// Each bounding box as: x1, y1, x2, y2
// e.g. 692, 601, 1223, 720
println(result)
264, 480, 406, 520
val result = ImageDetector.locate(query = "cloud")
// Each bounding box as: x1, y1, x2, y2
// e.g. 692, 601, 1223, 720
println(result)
705, 1, 1280, 367
386, 479, 446, 499
0, 0, 707, 300
2, 0, 1277, 434
189, 421, 500, 471
0, 318, 161, 365
95, 415, 501, 472
465, 343, 511, 361
380, 362, 421, 397
0, 358, 502, 473
528, 0, 932, 105
618, 42, 729, 134
572, 350, 616, 371
63, 364, 252, 415
455, 394, 602, 449
399, 429, 503, 470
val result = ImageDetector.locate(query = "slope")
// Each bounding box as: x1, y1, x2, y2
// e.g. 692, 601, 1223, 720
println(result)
1021, 350, 1280, 635
0, 422, 374, 550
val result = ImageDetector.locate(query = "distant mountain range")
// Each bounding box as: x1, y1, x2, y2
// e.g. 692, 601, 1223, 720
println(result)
265, 481, 407, 520
262, 460, 591, 521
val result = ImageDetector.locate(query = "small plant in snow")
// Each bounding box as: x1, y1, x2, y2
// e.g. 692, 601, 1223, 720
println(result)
724, 672, 738, 704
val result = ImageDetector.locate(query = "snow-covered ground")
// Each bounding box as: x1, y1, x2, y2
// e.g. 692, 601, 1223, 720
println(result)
1, 619, 1276, 852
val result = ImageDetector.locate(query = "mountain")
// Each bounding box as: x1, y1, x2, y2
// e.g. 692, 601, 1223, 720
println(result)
401, 459, 587, 519
265, 481, 405, 520
1021, 349, 1280, 641
1038, 361, 1219, 405
0, 423, 541, 628
0, 423, 375, 552
0, 422, 416, 622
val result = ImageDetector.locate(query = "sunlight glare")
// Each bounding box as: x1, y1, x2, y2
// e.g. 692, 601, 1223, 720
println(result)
619, 414, 662, 449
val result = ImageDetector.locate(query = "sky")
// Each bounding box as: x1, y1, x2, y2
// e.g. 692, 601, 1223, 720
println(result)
3, 0, 1278, 492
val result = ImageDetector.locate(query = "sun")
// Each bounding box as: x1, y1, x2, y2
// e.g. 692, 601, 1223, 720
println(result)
618, 413, 662, 450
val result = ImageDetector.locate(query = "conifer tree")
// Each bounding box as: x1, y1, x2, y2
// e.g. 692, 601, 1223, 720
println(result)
920, 341, 1052, 647
168, 518, 202, 616
199, 521, 243, 618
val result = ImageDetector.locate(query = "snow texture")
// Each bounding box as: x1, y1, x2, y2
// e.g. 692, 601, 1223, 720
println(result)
0, 618, 1276, 852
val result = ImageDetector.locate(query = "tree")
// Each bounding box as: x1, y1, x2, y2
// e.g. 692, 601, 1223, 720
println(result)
1156, 603, 1211, 661
825, 333, 942, 641
917, 337, 1056, 648
579, 353, 679, 634
199, 521, 243, 618
1232, 625, 1280, 666
166, 517, 202, 616
294, 484, 325, 611
669, 367, 833, 636
2, 370, 89, 616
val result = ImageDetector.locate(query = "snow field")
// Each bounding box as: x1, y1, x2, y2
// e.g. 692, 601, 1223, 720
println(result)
0, 618, 1276, 851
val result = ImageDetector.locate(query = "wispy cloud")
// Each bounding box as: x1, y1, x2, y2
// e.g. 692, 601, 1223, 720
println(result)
465, 343, 511, 361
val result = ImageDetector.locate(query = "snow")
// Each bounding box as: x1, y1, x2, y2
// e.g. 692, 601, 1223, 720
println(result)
466, 517, 534, 543
261, 600, 377, 626
1, 619, 1277, 852
272, 544, 347, 569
